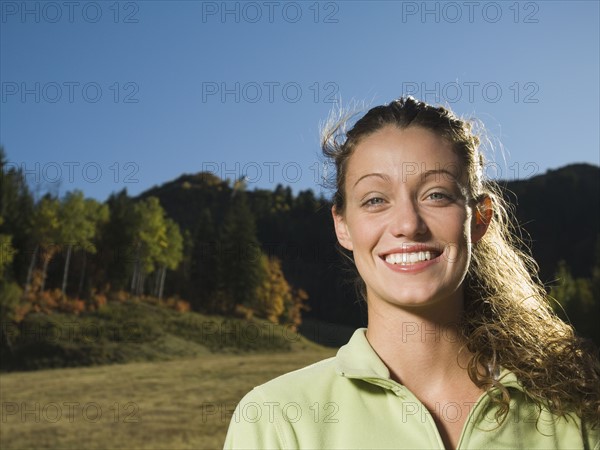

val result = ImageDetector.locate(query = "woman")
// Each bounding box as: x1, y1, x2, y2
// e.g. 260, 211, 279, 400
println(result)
224, 96, 600, 449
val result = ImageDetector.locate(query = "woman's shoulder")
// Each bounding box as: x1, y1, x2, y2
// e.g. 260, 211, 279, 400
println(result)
236, 328, 371, 406
243, 327, 382, 399
243, 354, 339, 401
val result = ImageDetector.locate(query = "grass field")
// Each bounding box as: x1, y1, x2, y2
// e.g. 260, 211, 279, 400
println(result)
0, 348, 336, 449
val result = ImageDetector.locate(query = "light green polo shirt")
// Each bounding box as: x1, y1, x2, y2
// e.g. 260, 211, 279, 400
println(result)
224, 328, 599, 449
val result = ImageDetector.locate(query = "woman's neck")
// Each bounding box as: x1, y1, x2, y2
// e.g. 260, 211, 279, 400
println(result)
365, 293, 471, 394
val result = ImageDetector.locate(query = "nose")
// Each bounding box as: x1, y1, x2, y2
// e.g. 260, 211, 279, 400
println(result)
388, 198, 428, 239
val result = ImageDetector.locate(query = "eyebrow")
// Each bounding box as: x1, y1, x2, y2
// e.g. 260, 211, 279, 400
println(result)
420, 169, 460, 182
352, 168, 460, 189
352, 173, 391, 188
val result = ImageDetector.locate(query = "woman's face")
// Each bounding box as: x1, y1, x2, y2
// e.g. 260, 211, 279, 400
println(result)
333, 125, 488, 310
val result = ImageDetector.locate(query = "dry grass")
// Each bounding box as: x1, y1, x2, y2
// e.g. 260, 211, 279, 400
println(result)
0, 348, 335, 449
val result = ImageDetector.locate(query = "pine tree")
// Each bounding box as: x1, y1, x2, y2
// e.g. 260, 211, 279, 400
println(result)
0, 218, 15, 282
0, 147, 34, 283
551, 259, 597, 343
217, 192, 265, 313
98, 190, 138, 291
189, 209, 218, 311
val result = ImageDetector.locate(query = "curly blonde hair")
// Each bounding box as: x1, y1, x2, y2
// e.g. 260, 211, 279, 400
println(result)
321, 96, 600, 427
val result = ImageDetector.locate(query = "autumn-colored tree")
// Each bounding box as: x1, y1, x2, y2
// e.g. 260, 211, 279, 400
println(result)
254, 255, 287, 323
251, 255, 310, 329
283, 288, 310, 332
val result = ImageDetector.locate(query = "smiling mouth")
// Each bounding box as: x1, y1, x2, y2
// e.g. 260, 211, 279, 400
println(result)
380, 248, 443, 265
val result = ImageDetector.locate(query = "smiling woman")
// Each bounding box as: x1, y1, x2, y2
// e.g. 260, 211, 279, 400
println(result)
223, 97, 600, 450
332, 126, 479, 314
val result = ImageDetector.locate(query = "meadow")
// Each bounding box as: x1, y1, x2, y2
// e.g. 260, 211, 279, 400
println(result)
0, 347, 335, 449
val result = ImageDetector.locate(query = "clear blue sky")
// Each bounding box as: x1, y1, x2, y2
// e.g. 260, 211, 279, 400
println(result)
2, 0, 599, 201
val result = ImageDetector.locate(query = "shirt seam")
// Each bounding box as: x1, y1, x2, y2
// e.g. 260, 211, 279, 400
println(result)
253, 386, 291, 449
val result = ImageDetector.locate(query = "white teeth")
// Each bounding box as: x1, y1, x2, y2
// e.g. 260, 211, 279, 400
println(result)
384, 251, 434, 265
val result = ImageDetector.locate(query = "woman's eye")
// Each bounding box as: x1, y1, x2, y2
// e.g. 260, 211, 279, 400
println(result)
427, 192, 452, 201
363, 197, 385, 207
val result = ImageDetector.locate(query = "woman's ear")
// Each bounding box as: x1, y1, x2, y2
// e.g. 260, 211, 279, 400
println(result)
471, 195, 493, 243
332, 206, 353, 251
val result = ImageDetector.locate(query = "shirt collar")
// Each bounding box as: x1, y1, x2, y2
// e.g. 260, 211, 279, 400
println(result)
335, 327, 525, 393
335, 327, 391, 379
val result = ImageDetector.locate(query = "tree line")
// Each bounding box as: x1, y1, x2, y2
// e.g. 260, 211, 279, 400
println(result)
0, 148, 309, 344
1, 146, 599, 348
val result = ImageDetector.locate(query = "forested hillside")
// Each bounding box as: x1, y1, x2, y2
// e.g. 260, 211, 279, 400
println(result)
1, 144, 599, 372
140, 163, 600, 335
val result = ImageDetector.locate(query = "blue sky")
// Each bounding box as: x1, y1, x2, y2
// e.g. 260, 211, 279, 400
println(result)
1, 0, 599, 201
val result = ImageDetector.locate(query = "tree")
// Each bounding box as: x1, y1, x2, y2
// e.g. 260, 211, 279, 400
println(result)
153, 218, 183, 300
0, 280, 22, 352
97, 190, 138, 291
0, 216, 22, 351
0, 147, 34, 284
550, 259, 598, 344
217, 192, 265, 313
130, 197, 170, 296
252, 255, 310, 329
282, 288, 310, 332
188, 209, 218, 311
27, 195, 61, 293
58, 191, 109, 298
253, 255, 287, 323
588, 237, 600, 345
0, 218, 15, 282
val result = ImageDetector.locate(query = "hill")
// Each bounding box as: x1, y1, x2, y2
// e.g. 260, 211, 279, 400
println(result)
1, 300, 326, 372
139, 163, 600, 329
498, 163, 599, 280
